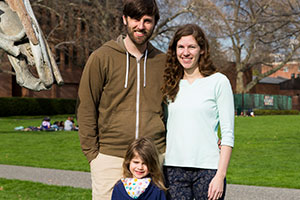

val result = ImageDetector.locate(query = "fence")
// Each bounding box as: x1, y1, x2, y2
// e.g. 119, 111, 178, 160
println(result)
234, 94, 292, 114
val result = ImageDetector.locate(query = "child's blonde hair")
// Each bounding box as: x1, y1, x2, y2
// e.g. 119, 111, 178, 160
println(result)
122, 137, 167, 192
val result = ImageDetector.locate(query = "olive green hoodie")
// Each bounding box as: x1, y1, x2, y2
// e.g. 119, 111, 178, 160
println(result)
77, 35, 166, 163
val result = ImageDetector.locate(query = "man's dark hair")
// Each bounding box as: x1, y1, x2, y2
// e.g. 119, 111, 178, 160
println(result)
123, 0, 160, 25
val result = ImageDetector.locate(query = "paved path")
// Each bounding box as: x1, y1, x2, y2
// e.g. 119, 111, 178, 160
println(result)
1, 164, 300, 200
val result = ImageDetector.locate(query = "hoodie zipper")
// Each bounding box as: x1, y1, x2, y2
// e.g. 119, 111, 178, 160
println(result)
135, 58, 141, 139
125, 50, 147, 139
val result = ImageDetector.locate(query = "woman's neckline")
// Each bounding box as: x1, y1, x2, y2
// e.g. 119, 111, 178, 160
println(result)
181, 72, 218, 85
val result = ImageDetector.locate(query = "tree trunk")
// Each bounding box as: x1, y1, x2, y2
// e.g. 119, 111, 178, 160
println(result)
236, 71, 245, 94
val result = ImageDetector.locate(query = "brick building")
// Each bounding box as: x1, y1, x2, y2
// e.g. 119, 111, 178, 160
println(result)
261, 61, 300, 80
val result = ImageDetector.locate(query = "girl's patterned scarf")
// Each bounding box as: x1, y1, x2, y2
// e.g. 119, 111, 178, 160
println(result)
121, 177, 151, 199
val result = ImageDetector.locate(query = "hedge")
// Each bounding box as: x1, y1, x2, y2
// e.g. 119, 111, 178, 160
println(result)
254, 109, 300, 116
0, 97, 77, 116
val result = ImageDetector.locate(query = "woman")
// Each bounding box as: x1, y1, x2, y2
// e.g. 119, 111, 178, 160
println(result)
161, 24, 234, 200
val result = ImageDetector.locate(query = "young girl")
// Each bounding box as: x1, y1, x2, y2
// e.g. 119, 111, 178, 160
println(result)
111, 137, 167, 200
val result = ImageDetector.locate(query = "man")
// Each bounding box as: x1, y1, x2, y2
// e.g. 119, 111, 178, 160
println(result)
76, 0, 166, 199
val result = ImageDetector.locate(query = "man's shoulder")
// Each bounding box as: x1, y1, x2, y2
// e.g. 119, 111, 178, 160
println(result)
91, 38, 124, 57
147, 45, 166, 65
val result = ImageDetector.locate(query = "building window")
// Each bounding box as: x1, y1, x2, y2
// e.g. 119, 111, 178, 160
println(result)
283, 66, 289, 72
291, 73, 295, 78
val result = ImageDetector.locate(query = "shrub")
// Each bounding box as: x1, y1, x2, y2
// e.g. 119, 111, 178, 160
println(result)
0, 97, 77, 116
254, 109, 300, 116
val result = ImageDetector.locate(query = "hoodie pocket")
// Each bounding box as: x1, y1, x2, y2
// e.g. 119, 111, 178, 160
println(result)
100, 110, 136, 143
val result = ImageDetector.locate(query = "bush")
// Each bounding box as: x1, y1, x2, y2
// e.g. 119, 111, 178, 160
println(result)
0, 97, 77, 116
254, 109, 300, 115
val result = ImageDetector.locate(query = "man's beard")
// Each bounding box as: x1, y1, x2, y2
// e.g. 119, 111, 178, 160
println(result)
126, 26, 154, 46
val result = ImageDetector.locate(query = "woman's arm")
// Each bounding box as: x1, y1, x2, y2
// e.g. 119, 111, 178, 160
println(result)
208, 145, 232, 200
208, 74, 234, 200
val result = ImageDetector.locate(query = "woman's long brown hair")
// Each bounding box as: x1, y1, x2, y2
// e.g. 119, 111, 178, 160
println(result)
161, 24, 217, 102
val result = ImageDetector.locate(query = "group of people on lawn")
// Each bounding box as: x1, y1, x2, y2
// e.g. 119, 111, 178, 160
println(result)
76, 0, 234, 199
16, 116, 77, 132
40, 116, 78, 131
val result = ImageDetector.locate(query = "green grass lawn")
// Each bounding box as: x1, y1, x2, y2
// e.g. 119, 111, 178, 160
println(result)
0, 178, 91, 199
228, 115, 300, 189
0, 116, 89, 172
0, 115, 300, 189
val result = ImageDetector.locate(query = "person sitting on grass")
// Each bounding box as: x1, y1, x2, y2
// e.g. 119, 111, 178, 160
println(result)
40, 117, 55, 131
64, 116, 78, 131
41, 117, 51, 130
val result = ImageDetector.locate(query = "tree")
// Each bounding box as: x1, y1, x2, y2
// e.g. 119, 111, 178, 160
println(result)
187, 0, 300, 93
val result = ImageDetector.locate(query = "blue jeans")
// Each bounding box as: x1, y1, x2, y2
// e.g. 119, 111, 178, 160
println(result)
164, 166, 226, 200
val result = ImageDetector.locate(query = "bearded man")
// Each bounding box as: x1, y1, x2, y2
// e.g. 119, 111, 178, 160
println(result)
77, 0, 166, 199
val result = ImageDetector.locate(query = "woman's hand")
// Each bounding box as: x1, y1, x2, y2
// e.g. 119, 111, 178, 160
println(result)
208, 145, 232, 200
208, 174, 224, 200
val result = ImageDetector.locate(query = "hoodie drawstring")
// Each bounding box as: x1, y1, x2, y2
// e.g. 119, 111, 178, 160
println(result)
124, 51, 130, 88
143, 49, 148, 88
124, 49, 148, 88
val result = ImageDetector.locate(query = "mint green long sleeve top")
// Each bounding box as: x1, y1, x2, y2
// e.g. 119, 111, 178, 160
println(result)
164, 72, 234, 169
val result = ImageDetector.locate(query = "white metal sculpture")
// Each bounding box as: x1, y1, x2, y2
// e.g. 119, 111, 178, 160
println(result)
0, 0, 63, 91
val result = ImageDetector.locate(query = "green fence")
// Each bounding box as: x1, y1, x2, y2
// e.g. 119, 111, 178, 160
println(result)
234, 94, 292, 113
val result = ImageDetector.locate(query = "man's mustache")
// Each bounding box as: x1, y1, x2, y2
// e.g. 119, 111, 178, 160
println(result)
134, 29, 147, 34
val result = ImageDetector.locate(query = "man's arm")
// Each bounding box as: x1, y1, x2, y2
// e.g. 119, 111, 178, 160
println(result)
77, 52, 105, 163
